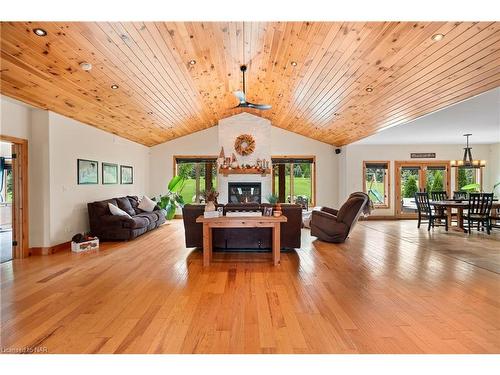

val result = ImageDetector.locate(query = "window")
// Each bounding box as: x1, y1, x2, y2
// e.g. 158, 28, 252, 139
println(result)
363, 161, 390, 208
272, 156, 315, 207
174, 156, 217, 204
456, 167, 482, 191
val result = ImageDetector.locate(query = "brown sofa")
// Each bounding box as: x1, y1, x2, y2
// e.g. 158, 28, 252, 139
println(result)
88, 196, 166, 241
182, 203, 302, 250
310, 192, 369, 243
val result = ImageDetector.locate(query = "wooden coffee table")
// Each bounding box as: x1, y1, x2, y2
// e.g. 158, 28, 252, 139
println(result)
195, 215, 287, 266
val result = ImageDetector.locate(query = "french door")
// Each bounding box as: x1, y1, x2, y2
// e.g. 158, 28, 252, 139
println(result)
395, 161, 451, 218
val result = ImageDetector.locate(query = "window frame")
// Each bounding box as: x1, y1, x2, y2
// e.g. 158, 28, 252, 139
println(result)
363, 160, 391, 209
173, 155, 218, 204
271, 155, 316, 207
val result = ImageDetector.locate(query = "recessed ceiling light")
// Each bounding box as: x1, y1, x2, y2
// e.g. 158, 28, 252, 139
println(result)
431, 33, 445, 42
79, 62, 92, 71
189, 59, 196, 65
33, 28, 47, 37
291, 61, 298, 67
365, 87, 374, 92
278, 93, 283, 97
111, 84, 119, 90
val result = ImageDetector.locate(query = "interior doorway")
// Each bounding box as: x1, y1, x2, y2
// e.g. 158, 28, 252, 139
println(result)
0, 141, 13, 262
0, 135, 29, 260
395, 161, 451, 218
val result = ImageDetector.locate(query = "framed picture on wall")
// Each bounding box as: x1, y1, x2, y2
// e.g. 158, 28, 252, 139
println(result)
102, 162, 119, 184
120, 165, 133, 184
77, 159, 98, 184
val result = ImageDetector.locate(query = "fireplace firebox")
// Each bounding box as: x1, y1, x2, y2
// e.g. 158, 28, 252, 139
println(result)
228, 182, 262, 204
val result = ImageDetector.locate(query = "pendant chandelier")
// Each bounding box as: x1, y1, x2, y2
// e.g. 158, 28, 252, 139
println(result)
450, 134, 486, 168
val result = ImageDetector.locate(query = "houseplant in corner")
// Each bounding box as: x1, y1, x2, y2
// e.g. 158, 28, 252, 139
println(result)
154, 175, 186, 220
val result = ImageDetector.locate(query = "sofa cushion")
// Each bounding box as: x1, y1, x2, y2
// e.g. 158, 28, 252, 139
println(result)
336, 196, 364, 226
126, 196, 143, 215
122, 216, 149, 229
108, 203, 132, 218
116, 197, 136, 216
138, 195, 157, 212
135, 212, 159, 224
90, 198, 118, 217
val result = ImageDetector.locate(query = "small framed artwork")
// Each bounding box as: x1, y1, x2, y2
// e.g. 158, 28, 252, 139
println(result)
120, 165, 133, 184
263, 207, 273, 216
77, 159, 98, 184
102, 162, 119, 184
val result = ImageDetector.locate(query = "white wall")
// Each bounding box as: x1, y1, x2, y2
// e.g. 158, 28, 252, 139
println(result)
0, 95, 31, 140
489, 143, 500, 196
48, 112, 150, 245
1, 95, 150, 247
149, 126, 219, 198
340, 143, 495, 216
271, 126, 339, 208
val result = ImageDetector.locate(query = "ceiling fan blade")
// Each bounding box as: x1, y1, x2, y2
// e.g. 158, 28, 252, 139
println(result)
247, 102, 272, 110
233, 90, 246, 103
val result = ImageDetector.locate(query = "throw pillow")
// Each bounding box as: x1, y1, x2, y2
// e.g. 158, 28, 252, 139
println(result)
138, 195, 157, 213
108, 202, 132, 218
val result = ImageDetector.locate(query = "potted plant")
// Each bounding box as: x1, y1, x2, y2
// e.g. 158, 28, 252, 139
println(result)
267, 193, 278, 204
202, 187, 219, 212
154, 175, 186, 220
461, 183, 481, 193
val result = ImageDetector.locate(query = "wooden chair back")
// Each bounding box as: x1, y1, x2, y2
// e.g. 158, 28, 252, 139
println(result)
430, 191, 448, 201
453, 191, 468, 200
415, 192, 431, 215
468, 193, 493, 216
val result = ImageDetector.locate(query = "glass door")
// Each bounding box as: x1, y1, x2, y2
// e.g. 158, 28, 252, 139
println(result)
0, 141, 13, 263
425, 166, 447, 193
399, 166, 421, 216
395, 161, 450, 217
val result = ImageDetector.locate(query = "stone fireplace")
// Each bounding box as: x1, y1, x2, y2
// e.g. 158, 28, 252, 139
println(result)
228, 182, 262, 204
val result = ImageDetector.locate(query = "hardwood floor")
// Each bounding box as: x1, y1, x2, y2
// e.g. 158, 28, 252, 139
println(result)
1, 220, 499, 354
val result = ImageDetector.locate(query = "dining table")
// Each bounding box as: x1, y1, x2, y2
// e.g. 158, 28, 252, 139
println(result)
430, 200, 500, 231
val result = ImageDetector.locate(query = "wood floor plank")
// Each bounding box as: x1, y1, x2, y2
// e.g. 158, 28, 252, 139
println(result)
1, 219, 499, 353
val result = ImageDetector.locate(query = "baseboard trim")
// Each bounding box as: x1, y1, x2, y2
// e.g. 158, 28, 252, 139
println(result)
361, 215, 399, 220
30, 241, 71, 256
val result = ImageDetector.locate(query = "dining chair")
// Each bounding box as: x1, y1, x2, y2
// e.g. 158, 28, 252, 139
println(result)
453, 191, 468, 200
463, 193, 493, 235
414, 192, 448, 231
430, 191, 448, 219
489, 206, 500, 230
430, 191, 448, 201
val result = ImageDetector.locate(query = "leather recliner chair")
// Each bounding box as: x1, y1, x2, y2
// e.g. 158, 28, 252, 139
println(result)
310, 192, 369, 243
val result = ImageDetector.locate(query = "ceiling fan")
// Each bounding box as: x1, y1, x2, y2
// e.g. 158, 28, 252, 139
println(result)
232, 65, 271, 110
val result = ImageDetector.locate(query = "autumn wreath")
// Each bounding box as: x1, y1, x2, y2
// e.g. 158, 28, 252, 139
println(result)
234, 134, 256, 156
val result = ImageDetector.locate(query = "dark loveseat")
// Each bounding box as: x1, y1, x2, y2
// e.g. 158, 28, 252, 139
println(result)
182, 203, 302, 250
88, 196, 166, 241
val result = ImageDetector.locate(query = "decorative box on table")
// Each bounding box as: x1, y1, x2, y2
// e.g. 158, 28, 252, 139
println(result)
71, 237, 99, 253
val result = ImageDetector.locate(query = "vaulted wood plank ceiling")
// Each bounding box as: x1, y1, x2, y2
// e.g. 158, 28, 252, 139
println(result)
1, 22, 499, 147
